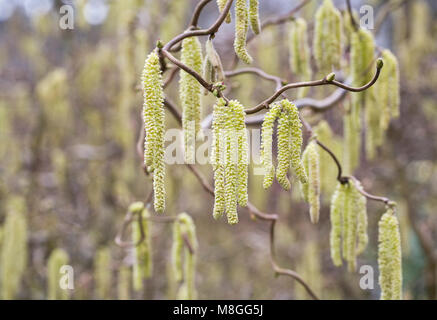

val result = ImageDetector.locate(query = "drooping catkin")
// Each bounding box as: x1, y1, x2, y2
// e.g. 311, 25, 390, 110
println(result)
378, 49, 400, 130
261, 103, 281, 189
276, 112, 292, 190
302, 140, 320, 224
172, 213, 198, 300
378, 209, 402, 300
180, 37, 203, 163
289, 18, 312, 98
313, 0, 342, 74
1, 197, 28, 300
211, 98, 227, 219
248, 0, 261, 35
205, 38, 225, 87
142, 49, 166, 213
47, 248, 69, 300
343, 100, 361, 175
330, 183, 346, 267
295, 241, 323, 300
129, 202, 152, 292
211, 99, 248, 224
351, 28, 375, 86
94, 247, 112, 299
217, 0, 231, 23
117, 267, 131, 300
355, 181, 368, 255
234, 0, 253, 64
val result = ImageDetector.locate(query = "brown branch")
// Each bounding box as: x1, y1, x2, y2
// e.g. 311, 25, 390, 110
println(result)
245, 62, 383, 114
225, 67, 286, 91
163, 0, 234, 51
347, 176, 396, 208
189, 0, 213, 27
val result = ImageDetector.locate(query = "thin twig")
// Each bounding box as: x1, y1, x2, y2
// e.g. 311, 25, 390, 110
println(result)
189, 0, 213, 27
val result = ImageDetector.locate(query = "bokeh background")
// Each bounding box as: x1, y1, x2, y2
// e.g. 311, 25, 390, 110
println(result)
0, 0, 436, 300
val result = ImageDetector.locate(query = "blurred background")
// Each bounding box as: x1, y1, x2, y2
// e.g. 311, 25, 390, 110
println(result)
0, 0, 436, 300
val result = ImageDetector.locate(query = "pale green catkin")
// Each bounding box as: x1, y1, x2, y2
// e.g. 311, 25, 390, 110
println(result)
234, 0, 253, 64
303, 140, 320, 224
341, 183, 353, 269
343, 101, 361, 174
142, 49, 166, 213
261, 103, 281, 189
379, 50, 400, 130
262, 100, 306, 191
94, 247, 112, 299
211, 99, 248, 224
313, 0, 342, 74
217, 0, 231, 23
172, 213, 198, 300
354, 181, 368, 255
351, 28, 375, 86
249, 0, 261, 35
211, 98, 227, 219
47, 248, 69, 300
180, 37, 203, 164
330, 183, 346, 267
378, 209, 402, 300
276, 112, 292, 190
117, 267, 131, 300
289, 18, 312, 98
130, 202, 152, 292
1, 197, 28, 300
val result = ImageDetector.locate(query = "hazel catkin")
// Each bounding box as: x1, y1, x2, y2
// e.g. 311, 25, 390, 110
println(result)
248, 0, 261, 35
234, 0, 253, 64
142, 49, 166, 213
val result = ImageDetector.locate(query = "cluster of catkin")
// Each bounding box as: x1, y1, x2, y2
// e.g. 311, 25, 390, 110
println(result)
0, 197, 28, 300
378, 208, 402, 300
232, 0, 260, 64
129, 202, 153, 292
313, 0, 342, 74
329, 181, 368, 272
171, 213, 198, 300
180, 37, 203, 163
211, 98, 248, 225
261, 99, 307, 191
142, 50, 166, 213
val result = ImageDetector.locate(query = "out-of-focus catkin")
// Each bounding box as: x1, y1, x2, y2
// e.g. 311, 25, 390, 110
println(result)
1, 197, 28, 300
289, 18, 312, 98
47, 248, 69, 300
378, 208, 402, 300
180, 37, 203, 164
94, 247, 112, 299
313, 0, 342, 74
129, 202, 152, 292
142, 49, 166, 213
302, 140, 320, 224
261, 103, 281, 189
234, 0, 253, 64
172, 213, 198, 300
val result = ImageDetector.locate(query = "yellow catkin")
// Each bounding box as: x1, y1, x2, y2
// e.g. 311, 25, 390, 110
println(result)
142, 50, 166, 213
211, 98, 227, 219
289, 18, 312, 98
117, 267, 131, 300
330, 183, 345, 266
378, 209, 402, 300
1, 197, 28, 300
248, 0, 261, 34
180, 37, 203, 164
47, 248, 69, 300
217, 0, 231, 23
343, 101, 361, 175
172, 213, 198, 300
94, 247, 112, 299
129, 202, 152, 292
234, 0, 253, 64
261, 103, 281, 189
313, 0, 342, 74
234, 101, 249, 208
341, 183, 352, 269
276, 112, 292, 190
304, 141, 320, 224
354, 181, 368, 255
